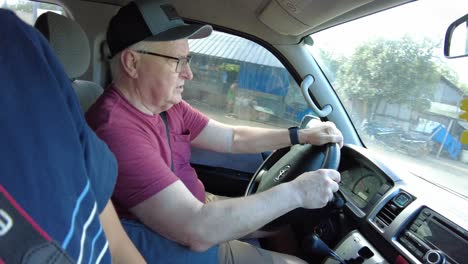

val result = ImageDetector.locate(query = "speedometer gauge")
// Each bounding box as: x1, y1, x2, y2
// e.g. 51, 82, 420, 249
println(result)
352, 176, 382, 201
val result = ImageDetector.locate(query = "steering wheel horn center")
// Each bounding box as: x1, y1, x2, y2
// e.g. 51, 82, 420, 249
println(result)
275, 165, 291, 182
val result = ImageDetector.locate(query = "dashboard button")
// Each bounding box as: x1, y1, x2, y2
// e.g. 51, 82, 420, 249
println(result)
414, 249, 423, 259
406, 242, 417, 252
423, 210, 432, 217
417, 215, 427, 221
400, 237, 410, 246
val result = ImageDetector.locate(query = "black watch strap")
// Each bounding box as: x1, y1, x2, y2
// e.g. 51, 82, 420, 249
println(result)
288, 126, 300, 145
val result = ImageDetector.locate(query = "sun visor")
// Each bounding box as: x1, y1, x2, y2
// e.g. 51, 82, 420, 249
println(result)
259, 0, 373, 36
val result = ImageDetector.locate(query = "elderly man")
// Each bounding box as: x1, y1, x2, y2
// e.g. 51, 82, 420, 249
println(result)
86, 0, 343, 263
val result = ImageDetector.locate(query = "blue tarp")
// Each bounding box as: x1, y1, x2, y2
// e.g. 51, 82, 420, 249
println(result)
238, 63, 290, 96
432, 125, 462, 159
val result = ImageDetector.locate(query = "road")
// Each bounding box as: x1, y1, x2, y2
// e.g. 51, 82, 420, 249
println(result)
366, 142, 468, 197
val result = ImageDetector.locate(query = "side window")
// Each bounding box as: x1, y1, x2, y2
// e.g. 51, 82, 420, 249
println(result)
2, 0, 64, 25
187, 31, 310, 129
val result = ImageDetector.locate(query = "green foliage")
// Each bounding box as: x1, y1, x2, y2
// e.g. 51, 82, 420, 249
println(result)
219, 63, 240, 72
7, 0, 62, 14
458, 83, 468, 94
437, 64, 468, 95
316, 49, 345, 82
336, 36, 440, 109
9, 1, 33, 13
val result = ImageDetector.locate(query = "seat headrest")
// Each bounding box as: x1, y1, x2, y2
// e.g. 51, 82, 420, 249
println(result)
35, 12, 90, 79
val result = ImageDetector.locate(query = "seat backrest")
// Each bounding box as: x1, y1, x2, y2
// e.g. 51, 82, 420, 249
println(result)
34, 12, 103, 112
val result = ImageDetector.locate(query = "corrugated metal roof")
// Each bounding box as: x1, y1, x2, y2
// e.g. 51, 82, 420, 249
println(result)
189, 32, 284, 68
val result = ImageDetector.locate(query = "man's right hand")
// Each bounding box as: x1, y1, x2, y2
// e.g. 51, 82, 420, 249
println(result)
290, 169, 341, 209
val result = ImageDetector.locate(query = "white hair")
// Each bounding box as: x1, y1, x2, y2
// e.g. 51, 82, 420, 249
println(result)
109, 41, 152, 80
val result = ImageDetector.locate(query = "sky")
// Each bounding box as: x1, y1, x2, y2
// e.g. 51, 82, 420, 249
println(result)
309, 0, 468, 84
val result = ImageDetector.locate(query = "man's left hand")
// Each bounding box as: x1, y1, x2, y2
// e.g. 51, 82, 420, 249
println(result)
297, 120, 343, 147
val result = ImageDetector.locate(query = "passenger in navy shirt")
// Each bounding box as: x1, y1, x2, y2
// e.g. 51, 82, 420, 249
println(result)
0, 9, 145, 264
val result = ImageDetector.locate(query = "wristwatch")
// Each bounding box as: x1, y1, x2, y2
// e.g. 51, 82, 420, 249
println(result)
288, 126, 300, 145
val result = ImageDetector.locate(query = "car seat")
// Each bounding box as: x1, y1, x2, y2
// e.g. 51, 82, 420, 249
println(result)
34, 12, 103, 112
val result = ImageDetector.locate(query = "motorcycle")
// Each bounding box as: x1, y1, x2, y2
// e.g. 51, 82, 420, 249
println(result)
362, 121, 434, 157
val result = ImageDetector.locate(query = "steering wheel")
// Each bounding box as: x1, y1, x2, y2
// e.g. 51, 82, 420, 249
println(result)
245, 142, 341, 229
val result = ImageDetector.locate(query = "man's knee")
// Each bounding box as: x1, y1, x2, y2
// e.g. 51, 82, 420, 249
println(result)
218, 240, 307, 264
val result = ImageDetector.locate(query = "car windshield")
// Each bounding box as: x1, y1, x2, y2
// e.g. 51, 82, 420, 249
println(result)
309, 0, 468, 197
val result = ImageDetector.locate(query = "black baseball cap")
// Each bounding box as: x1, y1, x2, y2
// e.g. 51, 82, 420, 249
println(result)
107, 0, 212, 57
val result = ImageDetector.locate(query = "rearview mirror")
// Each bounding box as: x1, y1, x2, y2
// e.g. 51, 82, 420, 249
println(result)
444, 13, 468, 58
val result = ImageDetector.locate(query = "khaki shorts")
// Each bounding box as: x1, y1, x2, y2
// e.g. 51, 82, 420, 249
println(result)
219, 240, 274, 264
205, 193, 307, 264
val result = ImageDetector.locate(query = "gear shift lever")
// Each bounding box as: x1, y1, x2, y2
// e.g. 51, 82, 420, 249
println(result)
305, 235, 347, 264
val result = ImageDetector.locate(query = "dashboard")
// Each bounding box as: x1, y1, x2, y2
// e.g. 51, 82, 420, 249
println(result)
327, 145, 468, 264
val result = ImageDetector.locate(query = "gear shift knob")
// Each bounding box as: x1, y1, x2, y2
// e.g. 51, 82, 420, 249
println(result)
304, 235, 347, 264
331, 195, 345, 208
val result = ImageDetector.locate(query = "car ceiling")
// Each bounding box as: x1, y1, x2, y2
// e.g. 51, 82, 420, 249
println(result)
80, 0, 414, 45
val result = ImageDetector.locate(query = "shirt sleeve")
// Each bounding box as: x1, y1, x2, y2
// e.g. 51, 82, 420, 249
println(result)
95, 124, 179, 209
179, 100, 210, 140
81, 124, 118, 213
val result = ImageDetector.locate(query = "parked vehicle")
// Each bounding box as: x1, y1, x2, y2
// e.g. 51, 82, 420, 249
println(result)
397, 131, 435, 157
362, 121, 435, 157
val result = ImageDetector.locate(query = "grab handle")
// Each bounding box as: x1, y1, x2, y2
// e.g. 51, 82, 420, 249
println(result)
300, 75, 332, 117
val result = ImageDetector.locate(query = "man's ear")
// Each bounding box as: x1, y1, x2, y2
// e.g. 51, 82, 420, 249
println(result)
120, 50, 139, 78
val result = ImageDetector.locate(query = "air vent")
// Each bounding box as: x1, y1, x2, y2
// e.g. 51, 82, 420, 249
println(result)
376, 201, 402, 226
374, 192, 414, 229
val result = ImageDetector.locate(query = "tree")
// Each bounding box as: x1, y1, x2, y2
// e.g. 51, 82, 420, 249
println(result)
316, 49, 345, 83
7, 0, 62, 14
437, 63, 468, 95
459, 83, 468, 94
9, 1, 33, 13
336, 36, 440, 121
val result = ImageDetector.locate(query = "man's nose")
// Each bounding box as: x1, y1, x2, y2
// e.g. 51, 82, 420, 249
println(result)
180, 63, 193, 80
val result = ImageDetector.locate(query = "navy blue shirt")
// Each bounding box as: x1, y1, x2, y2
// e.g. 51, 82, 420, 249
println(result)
0, 10, 117, 263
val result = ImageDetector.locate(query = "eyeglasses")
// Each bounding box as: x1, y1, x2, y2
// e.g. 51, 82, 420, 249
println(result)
134, 50, 192, 73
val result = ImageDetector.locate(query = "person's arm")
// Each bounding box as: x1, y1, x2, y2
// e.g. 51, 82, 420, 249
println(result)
99, 200, 146, 264
130, 169, 340, 252
191, 119, 343, 154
